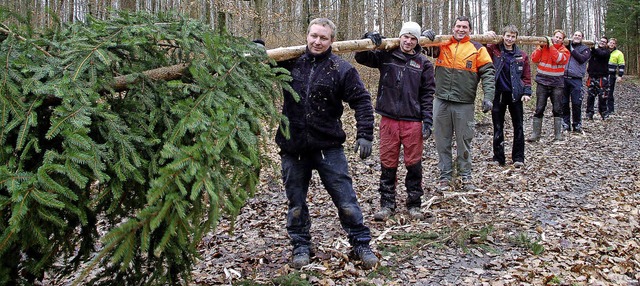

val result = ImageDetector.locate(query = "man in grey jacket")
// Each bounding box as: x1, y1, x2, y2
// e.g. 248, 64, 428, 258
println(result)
562, 31, 590, 133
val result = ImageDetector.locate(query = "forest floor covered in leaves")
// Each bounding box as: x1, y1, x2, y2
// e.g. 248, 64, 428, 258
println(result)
195, 77, 640, 286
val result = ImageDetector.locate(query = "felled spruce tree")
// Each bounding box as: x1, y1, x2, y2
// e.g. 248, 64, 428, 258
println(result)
0, 10, 290, 285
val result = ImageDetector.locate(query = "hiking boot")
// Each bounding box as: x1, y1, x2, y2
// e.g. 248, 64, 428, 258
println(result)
290, 252, 310, 269
352, 244, 378, 270
573, 125, 583, 133
488, 158, 505, 166
562, 122, 571, 132
461, 177, 477, 191
437, 179, 451, 192
586, 112, 594, 120
513, 161, 524, 168
373, 207, 394, 221
408, 207, 424, 220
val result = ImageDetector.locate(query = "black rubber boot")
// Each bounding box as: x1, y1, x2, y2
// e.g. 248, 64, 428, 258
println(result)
374, 167, 397, 221
405, 162, 424, 210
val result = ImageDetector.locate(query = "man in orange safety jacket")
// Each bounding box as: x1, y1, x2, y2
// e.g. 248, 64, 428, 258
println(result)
528, 29, 570, 142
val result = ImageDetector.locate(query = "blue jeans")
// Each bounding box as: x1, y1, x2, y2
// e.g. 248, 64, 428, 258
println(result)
281, 148, 371, 253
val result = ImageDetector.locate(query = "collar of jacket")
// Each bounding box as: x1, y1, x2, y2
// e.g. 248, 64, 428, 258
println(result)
450, 35, 471, 43
391, 45, 423, 59
305, 46, 332, 62
567, 42, 585, 50
500, 43, 520, 53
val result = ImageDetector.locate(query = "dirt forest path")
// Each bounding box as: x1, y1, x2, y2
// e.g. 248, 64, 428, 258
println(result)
195, 78, 640, 285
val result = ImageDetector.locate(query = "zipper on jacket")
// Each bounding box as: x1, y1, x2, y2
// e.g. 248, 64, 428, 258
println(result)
303, 58, 317, 144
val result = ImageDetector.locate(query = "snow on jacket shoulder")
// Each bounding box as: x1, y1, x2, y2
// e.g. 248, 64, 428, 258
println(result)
276, 47, 374, 155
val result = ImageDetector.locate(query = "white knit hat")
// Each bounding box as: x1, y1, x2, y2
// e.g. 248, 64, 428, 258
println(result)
399, 21, 421, 39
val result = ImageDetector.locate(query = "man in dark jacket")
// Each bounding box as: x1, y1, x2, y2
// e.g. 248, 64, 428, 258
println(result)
275, 18, 378, 270
562, 31, 591, 133
586, 36, 612, 120
484, 25, 532, 168
355, 21, 436, 221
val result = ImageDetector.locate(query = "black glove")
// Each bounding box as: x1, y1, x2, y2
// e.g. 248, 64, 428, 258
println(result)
421, 29, 436, 41
482, 100, 493, 113
422, 123, 432, 139
252, 39, 265, 48
363, 31, 382, 46
354, 138, 372, 159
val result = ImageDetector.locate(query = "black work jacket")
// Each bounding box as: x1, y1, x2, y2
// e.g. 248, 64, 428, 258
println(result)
355, 46, 435, 126
275, 47, 374, 154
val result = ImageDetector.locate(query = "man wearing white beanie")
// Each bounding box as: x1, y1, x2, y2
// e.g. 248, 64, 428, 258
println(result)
399, 21, 421, 40
355, 22, 436, 222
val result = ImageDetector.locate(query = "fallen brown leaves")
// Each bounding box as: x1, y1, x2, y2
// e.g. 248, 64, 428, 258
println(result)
194, 78, 640, 285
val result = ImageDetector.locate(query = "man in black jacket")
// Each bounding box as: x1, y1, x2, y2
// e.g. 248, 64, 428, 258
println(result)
275, 18, 378, 270
586, 37, 612, 120
355, 22, 436, 221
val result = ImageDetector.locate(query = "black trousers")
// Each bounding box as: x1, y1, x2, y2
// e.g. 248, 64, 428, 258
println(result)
492, 91, 525, 164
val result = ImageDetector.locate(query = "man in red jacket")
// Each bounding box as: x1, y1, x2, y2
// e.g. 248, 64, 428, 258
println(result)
529, 29, 570, 142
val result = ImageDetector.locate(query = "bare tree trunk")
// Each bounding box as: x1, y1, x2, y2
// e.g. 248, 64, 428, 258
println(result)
554, 0, 566, 30
476, 0, 483, 34
488, 0, 499, 32
338, 0, 349, 41
442, 0, 449, 33
535, 0, 545, 35
253, 0, 264, 39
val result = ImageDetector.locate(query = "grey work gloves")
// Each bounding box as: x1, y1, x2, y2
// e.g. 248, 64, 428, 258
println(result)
354, 138, 372, 159
482, 100, 493, 113
363, 32, 382, 46
421, 30, 436, 41
422, 122, 432, 139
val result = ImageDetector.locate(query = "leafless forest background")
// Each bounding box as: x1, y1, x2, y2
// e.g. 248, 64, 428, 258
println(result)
2, 0, 638, 75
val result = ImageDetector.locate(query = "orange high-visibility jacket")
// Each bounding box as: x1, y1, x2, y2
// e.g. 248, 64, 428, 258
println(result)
531, 43, 570, 77
431, 35, 495, 104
